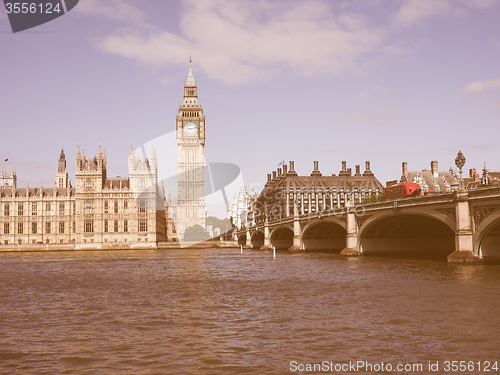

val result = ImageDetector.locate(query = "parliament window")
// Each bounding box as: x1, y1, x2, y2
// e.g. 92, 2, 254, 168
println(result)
59, 202, 65, 216
139, 219, 147, 232
114, 201, 119, 214
46, 202, 51, 212
114, 220, 119, 232
104, 201, 109, 214
17, 222, 23, 234
123, 201, 128, 213
84, 220, 93, 233
18, 203, 23, 216
4, 203, 9, 216
123, 220, 128, 232
32, 222, 37, 234
32, 203, 37, 216
84, 200, 93, 214
3, 222, 9, 234
138, 199, 146, 213
104, 220, 108, 233
59, 221, 65, 234
46, 222, 51, 234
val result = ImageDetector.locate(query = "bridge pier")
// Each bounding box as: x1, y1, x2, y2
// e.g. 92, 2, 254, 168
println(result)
448, 191, 481, 263
341, 199, 360, 256
244, 228, 252, 249
260, 218, 271, 250
288, 213, 301, 252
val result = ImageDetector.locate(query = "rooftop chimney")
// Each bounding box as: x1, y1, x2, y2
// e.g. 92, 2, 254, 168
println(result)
363, 161, 374, 176
272, 171, 277, 180
288, 160, 298, 176
354, 165, 360, 176
339, 161, 349, 176
402, 162, 408, 176
283, 164, 288, 174
267, 173, 272, 182
311, 160, 322, 176
431, 160, 438, 177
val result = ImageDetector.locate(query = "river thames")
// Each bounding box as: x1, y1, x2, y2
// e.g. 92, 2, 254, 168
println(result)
0, 248, 499, 374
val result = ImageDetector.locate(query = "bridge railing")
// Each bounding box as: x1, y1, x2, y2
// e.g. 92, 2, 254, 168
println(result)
468, 186, 500, 199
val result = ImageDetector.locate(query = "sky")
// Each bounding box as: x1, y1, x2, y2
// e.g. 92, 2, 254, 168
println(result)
1, 0, 500, 203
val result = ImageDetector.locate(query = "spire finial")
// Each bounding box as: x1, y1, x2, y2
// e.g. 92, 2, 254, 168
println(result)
185, 56, 196, 87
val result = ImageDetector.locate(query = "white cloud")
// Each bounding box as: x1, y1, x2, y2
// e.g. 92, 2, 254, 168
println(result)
392, 0, 456, 28
455, 79, 500, 95
96, 0, 388, 86
89, 0, 497, 86
392, 0, 495, 27
76, 0, 149, 27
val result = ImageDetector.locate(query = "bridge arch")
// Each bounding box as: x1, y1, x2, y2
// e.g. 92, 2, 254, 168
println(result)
474, 210, 500, 263
302, 220, 346, 252
359, 213, 455, 259
237, 233, 246, 247
251, 231, 264, 249
270, 226, 294, 250
360, 210, 455, 235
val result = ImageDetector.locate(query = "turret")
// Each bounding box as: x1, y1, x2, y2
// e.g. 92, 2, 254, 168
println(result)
76, 145, 82, 171
56, 148, 69, 188
151, 146, 158, 172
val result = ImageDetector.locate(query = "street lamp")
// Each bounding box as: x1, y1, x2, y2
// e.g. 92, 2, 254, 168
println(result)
455, 150, 466, 190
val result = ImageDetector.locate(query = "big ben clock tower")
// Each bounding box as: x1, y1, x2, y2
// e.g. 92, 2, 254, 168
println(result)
176, 58, 206, 237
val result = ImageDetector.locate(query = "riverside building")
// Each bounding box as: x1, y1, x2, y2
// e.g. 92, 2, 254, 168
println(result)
252, 160, 384, 225
0, 147, 167, 249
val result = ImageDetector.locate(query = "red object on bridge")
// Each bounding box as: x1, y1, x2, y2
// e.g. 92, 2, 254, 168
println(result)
383, 182, 423, 199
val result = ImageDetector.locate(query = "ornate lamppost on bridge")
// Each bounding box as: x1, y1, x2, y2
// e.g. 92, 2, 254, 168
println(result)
455, 150, 466, 190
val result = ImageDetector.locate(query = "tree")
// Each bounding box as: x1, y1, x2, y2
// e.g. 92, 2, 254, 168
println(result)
361, 193, 384, 204
206, 216, 232, 234
183, 224, 210, 241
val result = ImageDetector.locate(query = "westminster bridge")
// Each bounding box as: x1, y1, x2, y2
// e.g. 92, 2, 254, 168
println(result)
235, 186, 500, 263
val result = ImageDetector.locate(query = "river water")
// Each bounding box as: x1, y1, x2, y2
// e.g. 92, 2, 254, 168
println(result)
0, 248, 499, 374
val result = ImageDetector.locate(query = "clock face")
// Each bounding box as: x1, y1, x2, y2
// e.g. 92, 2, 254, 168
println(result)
183, 121, 198, 137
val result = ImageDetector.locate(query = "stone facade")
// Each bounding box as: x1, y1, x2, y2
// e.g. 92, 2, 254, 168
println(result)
0, 170, 17, 188
175, 59, 206, 238
253, 160, 384, 225
227, 185, 259, 229
0, 146, 167, 248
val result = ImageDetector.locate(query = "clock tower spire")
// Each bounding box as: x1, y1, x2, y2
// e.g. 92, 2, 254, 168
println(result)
176, 57, 206, 239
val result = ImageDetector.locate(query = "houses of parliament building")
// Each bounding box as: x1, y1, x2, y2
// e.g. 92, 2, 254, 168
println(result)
0, 146, 167, 249
0, 59, 208, 249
